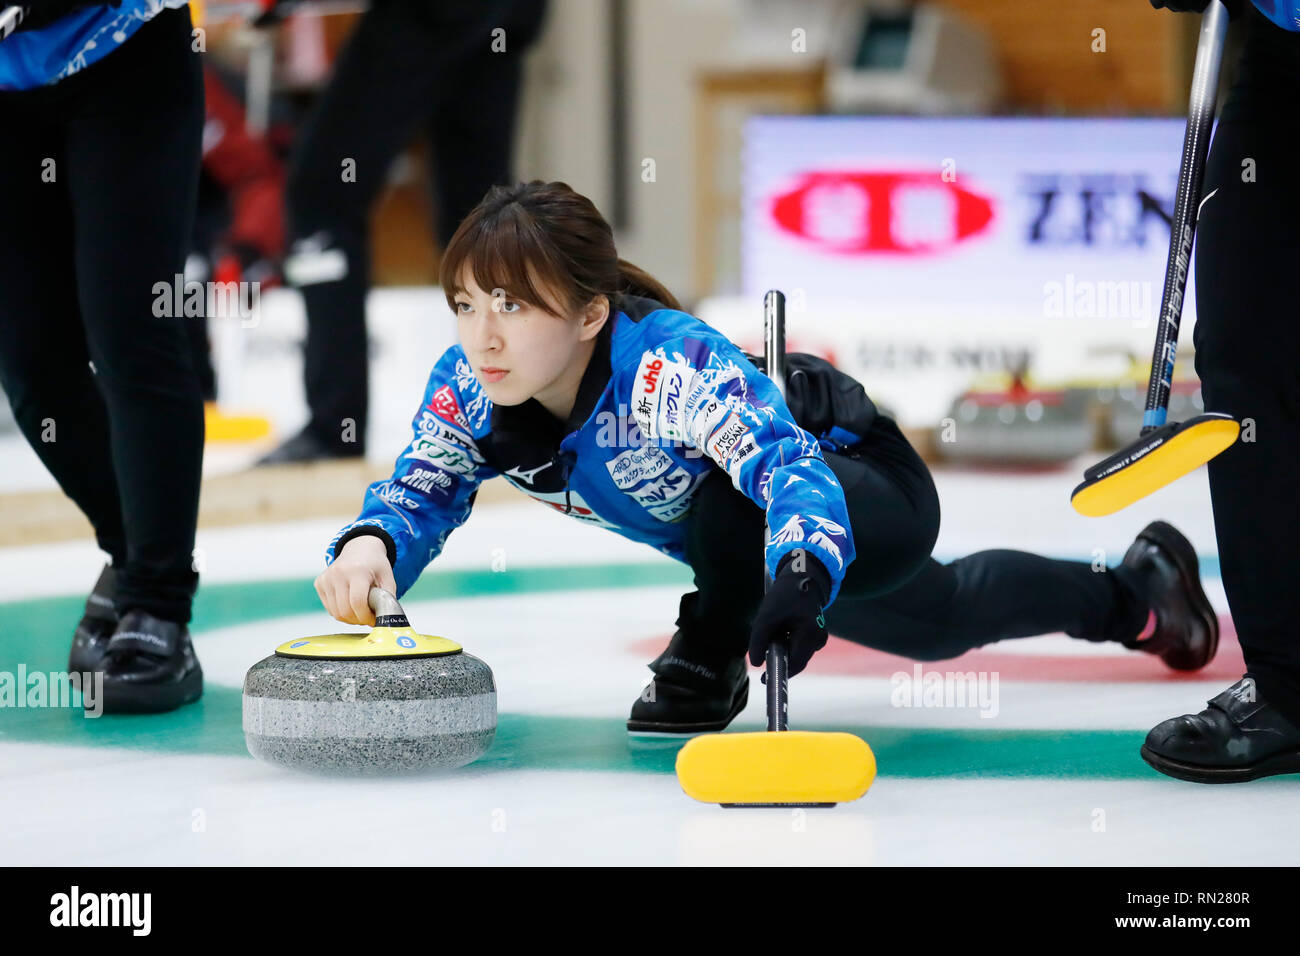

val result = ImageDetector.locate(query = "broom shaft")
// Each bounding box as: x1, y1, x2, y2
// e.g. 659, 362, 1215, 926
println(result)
1142, 0, 1228, 433
763, 289, 790, 732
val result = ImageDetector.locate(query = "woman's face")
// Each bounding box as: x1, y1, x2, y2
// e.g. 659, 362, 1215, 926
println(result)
453, 270, 593, 410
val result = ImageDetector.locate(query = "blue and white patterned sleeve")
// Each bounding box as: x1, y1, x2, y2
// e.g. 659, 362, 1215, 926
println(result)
629, 333, 856, 606
325, 346, 499, 598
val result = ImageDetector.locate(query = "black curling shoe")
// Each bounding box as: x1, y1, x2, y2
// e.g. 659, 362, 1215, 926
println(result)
99, 610, 203, 714
1142, 678, 1300, 783
627, 592, 749, 736
256, 426, 363, 466
1118, 520, 1218, 671
627, 654, 749, 736
68, 564, 118, 674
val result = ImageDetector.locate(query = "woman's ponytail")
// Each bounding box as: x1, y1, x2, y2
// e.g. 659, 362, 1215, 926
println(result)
617, 259, 681, 311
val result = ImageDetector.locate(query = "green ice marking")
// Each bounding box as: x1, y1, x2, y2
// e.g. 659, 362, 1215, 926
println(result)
0, 562, 1163, 779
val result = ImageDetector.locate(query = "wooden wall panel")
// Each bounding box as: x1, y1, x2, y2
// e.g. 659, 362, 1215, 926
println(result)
935, 0, 1192, 113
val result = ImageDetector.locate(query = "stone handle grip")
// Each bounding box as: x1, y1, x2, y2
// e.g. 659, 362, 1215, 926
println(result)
368, 587, 410, 628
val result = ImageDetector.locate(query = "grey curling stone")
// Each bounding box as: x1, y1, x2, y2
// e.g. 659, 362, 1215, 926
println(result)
937, 376, 1093, 465
242, 588, 496, 775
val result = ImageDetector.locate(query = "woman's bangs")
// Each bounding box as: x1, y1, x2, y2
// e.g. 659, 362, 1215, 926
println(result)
443, 210, 569, 316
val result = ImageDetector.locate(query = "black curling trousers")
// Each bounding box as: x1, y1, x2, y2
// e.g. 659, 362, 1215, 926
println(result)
284, 0, 547, 452
684, 415, 1151, 664
1190, 81, 1300, 727
0, 8, 205, 622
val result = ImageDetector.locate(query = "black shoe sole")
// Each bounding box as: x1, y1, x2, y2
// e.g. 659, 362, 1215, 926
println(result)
626, 677, 749, 735
99, 668, 203, 714
1140, 743, 1300, 783
1132, 519, 1219, 671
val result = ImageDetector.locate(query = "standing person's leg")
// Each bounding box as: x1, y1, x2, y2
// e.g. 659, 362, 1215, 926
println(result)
1191, 118, 1300, 722
1142, 107, 1300, 781
269, 0, 509, 461
0, 80, 131, 666
0, 91, 128, 570
63, 6, 206, 628
425, 0, 548, 247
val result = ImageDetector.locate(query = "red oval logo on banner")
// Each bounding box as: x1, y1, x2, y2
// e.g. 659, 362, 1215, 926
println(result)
770, 170, 995, 255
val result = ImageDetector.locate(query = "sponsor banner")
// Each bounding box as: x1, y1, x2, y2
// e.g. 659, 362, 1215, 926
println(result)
744, 116, 1194, 319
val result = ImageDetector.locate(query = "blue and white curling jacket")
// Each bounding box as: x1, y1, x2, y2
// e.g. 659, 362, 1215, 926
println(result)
327, 295, 881, 609
0, 0, 189, 91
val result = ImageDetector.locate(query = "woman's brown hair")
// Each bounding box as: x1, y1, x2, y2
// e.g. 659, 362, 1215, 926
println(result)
438, 180, 680, 320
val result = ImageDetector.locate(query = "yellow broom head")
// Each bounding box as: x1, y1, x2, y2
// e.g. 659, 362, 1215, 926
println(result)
676, 730, 876, 806
1071, 413, 1238, 517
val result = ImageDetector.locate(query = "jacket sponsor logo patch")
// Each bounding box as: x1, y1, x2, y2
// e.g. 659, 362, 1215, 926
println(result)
682, 379, 709, 418
619, 467, 709, 522
400, 466, 454, 496
633, 352, 695, 439
658, 368, 689, 441
646, 491, 698, 523
627, 465, 699, 506
690, 398, 731, 449
639, 357, 664, 395
724, 434, 759, 484
374, 480, 422, 512
405, 437, 479, 475
606, 444, 673, 490
407, 412, 484, 476
707, 413, 751, 462
418, 411, 479, 453
504, 462, 552, 485
428, 384, 469, 430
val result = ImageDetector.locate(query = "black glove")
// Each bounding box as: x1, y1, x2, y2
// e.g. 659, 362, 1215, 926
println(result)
1149, 0, 1243, 16
10, 1, 123, 36
749, 549, 833, 677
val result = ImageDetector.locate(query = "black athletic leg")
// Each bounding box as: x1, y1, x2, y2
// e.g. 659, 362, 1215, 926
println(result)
424, 0, 546, 246
825, 550, 1149, 662
0, 86, 128, 566
687, 415, 1149, 661
62, 7, 206, 622
285, 1, 523, 450
1191, 109, 1300, 727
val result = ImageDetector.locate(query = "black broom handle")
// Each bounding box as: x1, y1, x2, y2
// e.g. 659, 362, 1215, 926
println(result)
1142, 0, 1229, 433
763, 290, 790, 733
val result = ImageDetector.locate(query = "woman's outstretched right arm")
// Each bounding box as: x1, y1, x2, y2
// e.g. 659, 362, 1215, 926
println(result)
317, 345, 499, 622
